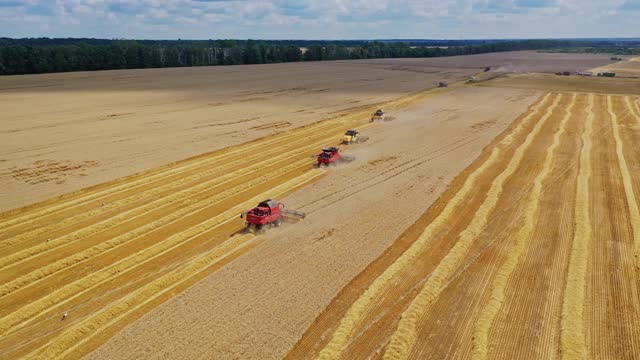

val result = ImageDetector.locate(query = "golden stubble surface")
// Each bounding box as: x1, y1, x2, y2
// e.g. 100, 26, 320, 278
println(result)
0, 52, 632, 360
0, 51, 616, 212
0, 79, 538, 359
85, 84, 541, 359
288, 91, 640, 360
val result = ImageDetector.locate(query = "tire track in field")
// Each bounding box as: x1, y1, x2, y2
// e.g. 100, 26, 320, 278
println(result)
315, 93, 552, 360
383, 94, 565, 360
559, 93, 593, 360
471, 93, 573, 360
0, 169, 324, 338
610, 96, 640, 269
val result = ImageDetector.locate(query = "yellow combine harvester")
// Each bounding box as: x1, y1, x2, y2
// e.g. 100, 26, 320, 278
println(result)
341, 129, 369, 144
370, 109, 385, 122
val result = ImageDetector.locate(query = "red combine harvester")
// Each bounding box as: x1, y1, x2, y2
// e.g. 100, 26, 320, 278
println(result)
240, 199, 306, 233
316, 147, 355, 167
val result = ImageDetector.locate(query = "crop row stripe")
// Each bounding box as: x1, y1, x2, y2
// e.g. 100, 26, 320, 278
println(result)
0, 169, 324, 337
0, 121, 340, 268
471, 93, 573, 360
620, 96, 640, 270
23, 169, 325, 359
612, 96, 640, 268
559, 93, 594, 360
0, 119, 340, 247
26, 233, 257, 360
0, 158, 310, 301
385, 93, 565, 359
315, 93, 552, 360
0, 86, 423, 231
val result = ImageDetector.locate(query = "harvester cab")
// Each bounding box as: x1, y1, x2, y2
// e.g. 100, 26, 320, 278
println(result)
240, 199, 305, 233
371, 109, 386, 122
341, 129, 369, 145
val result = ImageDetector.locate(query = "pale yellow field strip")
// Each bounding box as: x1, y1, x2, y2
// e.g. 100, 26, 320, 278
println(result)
384, 94, 564, 359
471, 93, 574, 360
611, 96, 640, 269
314, 93, 553, 359
560, 93, 593, 360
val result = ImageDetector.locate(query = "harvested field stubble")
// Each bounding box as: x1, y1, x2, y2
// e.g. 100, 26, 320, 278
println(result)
87, 84, 541, 360
0, 51, 616, 212
0, 85, 451, 359
289, 92, 640, 359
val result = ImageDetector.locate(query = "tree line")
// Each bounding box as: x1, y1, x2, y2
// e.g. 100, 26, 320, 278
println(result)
1, 38, 638, 75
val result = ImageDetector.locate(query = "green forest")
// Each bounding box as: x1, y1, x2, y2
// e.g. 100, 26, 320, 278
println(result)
1, 38, 638, 75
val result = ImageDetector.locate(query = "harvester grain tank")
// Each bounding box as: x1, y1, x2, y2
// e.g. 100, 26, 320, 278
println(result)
316, 147, 355, 166
341, 129, 369, 145
240, 199, 305, 233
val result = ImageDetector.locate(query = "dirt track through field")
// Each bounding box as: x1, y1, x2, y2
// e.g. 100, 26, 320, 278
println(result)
0, 85, 454, 359
288, 92, 640, 359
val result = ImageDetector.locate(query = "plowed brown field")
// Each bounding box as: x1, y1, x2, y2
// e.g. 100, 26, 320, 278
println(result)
288, 92, 640, 359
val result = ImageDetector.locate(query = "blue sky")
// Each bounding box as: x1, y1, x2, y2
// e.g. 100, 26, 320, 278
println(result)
0, 0, 638, 39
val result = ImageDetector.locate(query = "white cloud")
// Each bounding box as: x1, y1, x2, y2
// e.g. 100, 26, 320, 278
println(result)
0, 0, 637, 39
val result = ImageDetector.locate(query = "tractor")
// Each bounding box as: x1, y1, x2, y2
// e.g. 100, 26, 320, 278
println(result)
240, 199, 305, 234
341, 129, 369, 145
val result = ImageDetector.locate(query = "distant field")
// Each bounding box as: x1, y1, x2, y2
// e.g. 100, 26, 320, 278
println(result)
0, 51, 616, 212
